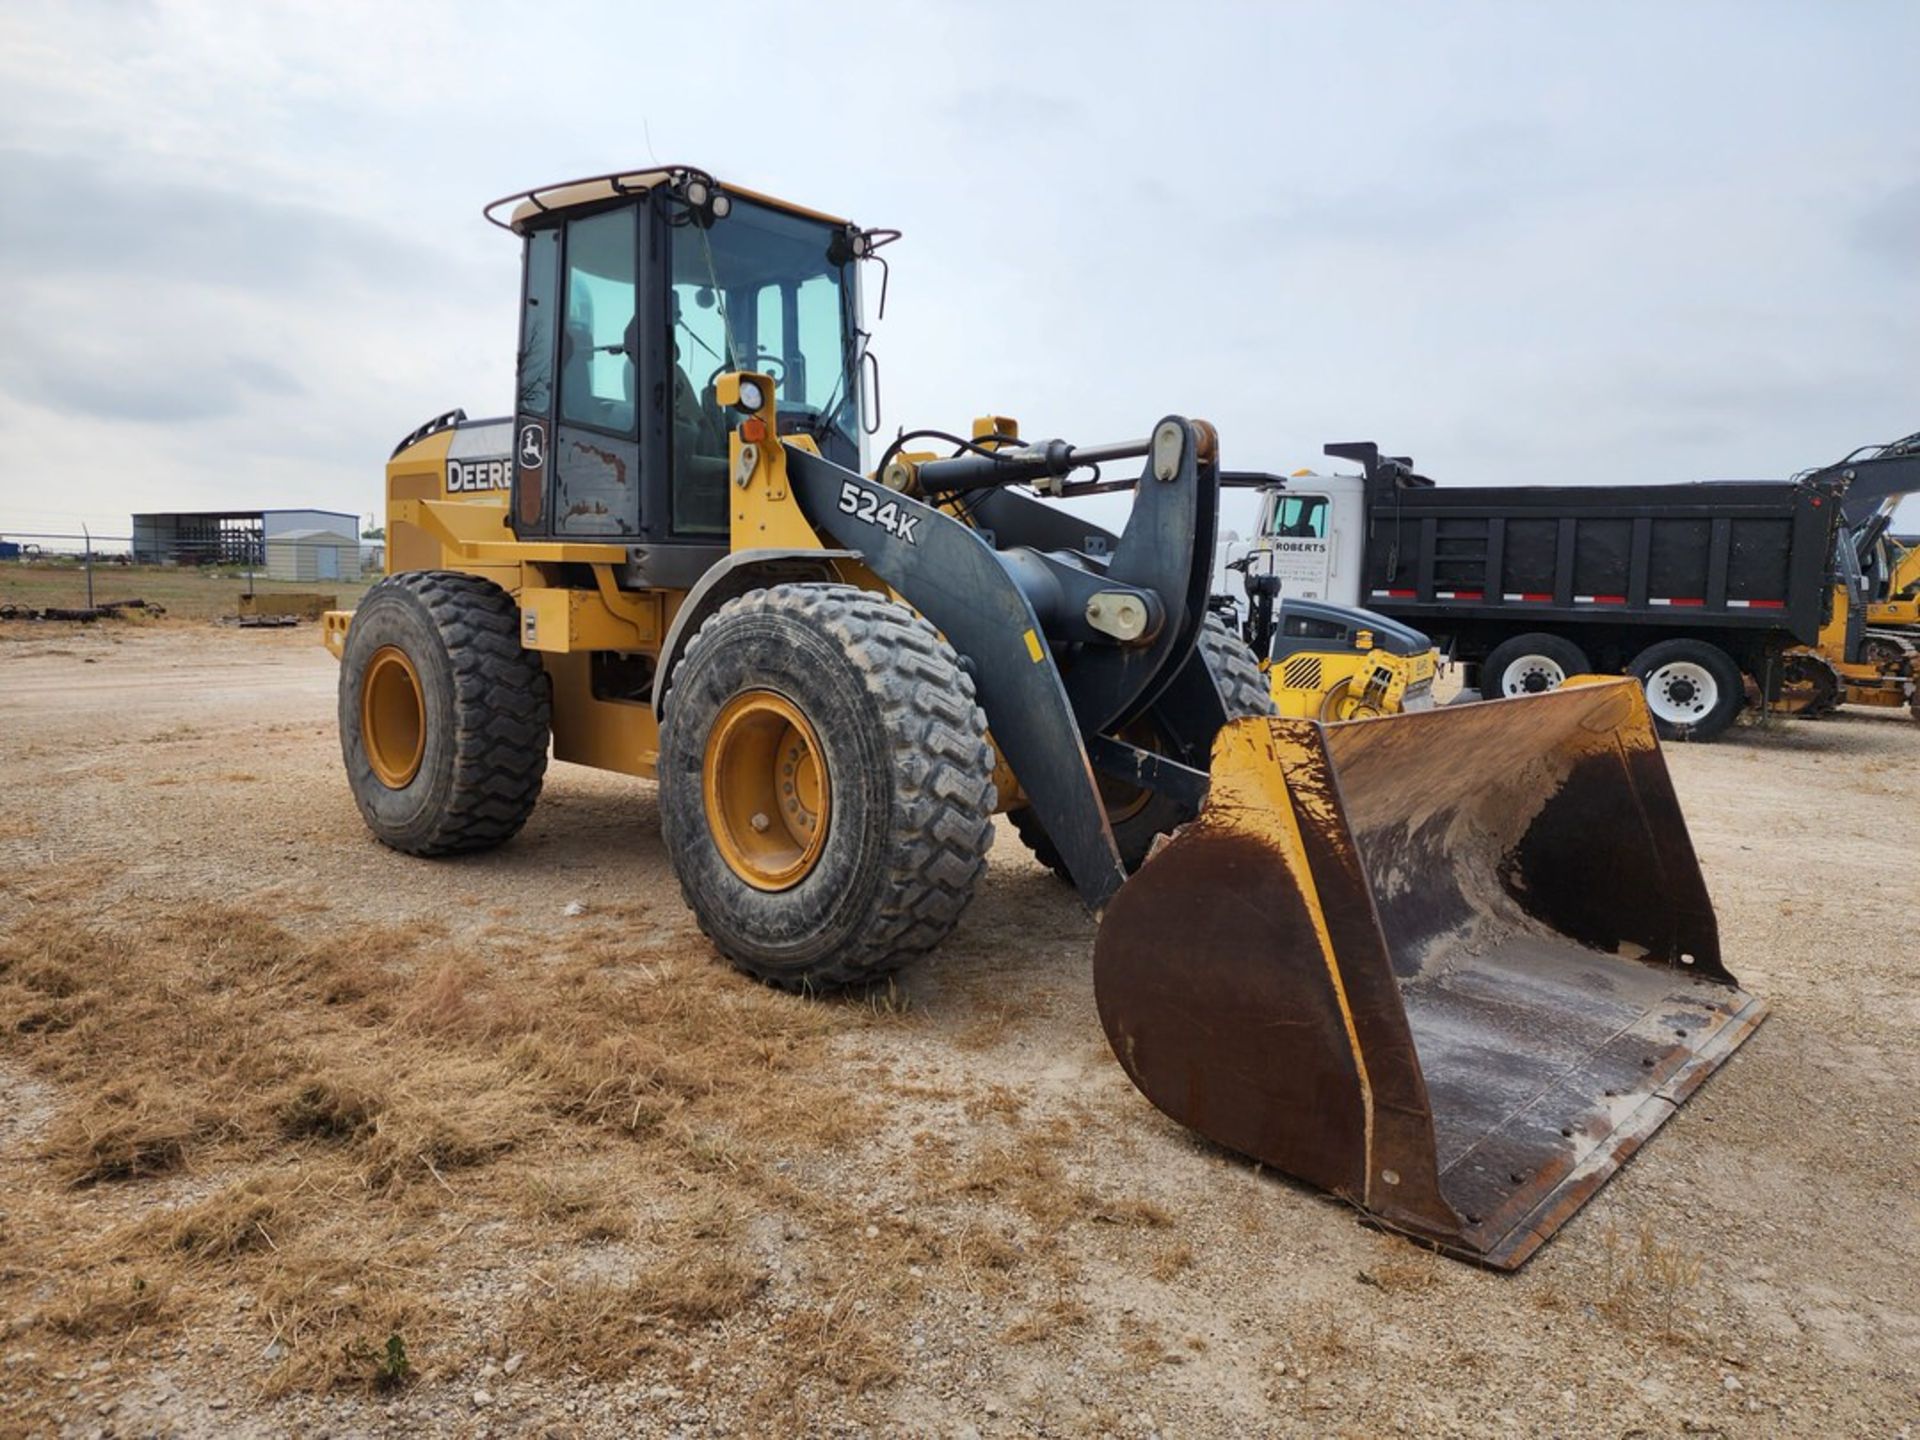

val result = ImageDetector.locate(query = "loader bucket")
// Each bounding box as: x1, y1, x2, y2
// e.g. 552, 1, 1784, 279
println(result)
1093, 679, 1766, 1268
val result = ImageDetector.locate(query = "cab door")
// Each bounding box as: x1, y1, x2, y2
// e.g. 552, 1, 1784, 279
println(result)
1253, 474, 1367, 606
549, 206, 642, 537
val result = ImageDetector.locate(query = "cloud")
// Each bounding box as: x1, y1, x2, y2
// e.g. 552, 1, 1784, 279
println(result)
1855, 179, 1920, 269
938, 85, 1084, 137
0, 145, 446, 296
0, 0, 1917, 541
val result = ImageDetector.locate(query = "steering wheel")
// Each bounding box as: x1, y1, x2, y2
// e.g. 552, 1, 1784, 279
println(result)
706, 352, 786, 392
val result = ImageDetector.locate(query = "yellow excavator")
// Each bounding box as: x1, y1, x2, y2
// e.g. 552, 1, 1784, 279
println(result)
1869, 532, 1920, 629
1773, 572, 1917, 721
1772, 432, 1920, 719
325, 166, 1765, 1267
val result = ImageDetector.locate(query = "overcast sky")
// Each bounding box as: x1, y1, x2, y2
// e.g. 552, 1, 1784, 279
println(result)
1, 0, 1915, 544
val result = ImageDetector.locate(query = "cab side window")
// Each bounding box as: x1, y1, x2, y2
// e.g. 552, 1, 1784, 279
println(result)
559, 209, 637, 435
1266, 495, 1328, 539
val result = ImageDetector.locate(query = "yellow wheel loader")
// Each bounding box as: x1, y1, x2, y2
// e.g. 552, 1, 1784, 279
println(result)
327, 167, 1766, 1267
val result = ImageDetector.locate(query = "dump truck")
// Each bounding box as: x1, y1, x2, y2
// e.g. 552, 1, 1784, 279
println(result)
324, 166, 1765, 1267
1235, 443, 1848, 739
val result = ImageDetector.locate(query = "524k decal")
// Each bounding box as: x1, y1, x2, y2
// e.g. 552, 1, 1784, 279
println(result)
837, 481, 920, 544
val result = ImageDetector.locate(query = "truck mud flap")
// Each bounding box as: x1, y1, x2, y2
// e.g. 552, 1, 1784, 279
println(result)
1092, 679, 1766, 1268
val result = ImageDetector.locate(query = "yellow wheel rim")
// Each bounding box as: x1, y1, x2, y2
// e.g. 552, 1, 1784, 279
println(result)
702, 690, 830, 892
362, 645, 426, 789
1095, 715, 1162, 825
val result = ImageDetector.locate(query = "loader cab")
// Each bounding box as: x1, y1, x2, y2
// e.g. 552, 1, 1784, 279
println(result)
495, 170, 873, 568
1245, 472, 1366, 607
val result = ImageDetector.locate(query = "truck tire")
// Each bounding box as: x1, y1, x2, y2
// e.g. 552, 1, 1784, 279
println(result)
1629, 638, 1745, 742
1481, 633, 1592, 698
339, 571, 550, 855
658, 583, 997, 990
1009, 614, 1275, 881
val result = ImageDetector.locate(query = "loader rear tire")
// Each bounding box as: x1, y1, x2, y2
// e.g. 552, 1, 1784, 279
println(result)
658, 584, 997, 990
338, 571, 550, 856
1009, 614, 1275, 881
1629, 638, 1744, 742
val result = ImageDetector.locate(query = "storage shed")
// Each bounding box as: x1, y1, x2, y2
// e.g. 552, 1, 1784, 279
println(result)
265, 528, 359, 582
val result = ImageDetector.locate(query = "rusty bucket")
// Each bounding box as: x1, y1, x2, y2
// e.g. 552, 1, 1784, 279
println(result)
1092, 679, 1766, 1268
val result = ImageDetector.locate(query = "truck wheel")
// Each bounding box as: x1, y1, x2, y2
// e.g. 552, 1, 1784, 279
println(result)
1009, 614, 1275, 881
658, 584, 997, 990
339, 571, 550, 855
1482, 633, 1592, 698
1629, 639, 1744, 741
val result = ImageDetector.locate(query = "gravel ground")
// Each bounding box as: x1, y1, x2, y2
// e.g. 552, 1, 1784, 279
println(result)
1, 621, 1916, 1438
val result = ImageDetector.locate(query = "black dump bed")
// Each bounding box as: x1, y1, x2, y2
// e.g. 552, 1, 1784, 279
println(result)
1340, 443, 1846, 649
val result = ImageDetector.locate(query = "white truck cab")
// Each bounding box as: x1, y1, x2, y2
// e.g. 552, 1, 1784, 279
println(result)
1231, 470, 1367, 607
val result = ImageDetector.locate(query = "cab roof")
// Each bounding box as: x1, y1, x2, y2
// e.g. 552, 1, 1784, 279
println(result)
483, 165, 853, 235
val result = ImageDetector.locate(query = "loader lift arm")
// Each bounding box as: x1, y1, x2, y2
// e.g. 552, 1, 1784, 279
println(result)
778, 409, 1231, 908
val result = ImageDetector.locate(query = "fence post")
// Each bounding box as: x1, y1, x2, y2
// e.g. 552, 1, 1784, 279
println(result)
82, 523, 95, 611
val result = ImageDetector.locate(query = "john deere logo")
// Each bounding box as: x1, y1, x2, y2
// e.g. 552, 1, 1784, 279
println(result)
518, 423, 546, 470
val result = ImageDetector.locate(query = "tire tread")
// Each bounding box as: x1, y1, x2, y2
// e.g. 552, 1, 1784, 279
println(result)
665, 583, 996, 990
345, 571, 549, 855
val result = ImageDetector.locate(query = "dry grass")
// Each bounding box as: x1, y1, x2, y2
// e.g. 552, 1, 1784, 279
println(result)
1357, 1246, 1444, 1295
0, 859, 1202, 1424
1150, 1241, 1196, 1281
1594, 1225, 1706, 1342
44, 1080, 202, 1186
517, 1169, 633, 1242
511, 1250, 763, 1379
0, 561, 372, 623
952, 1121, 1172, 1235
1002, 1292, 1091, 1344
43, 1273, 173, 1340
0, 874, 878, 1401
776, 1288, 903, 1396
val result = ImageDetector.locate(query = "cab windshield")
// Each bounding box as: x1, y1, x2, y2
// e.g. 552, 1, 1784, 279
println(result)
669, 195, 862, 531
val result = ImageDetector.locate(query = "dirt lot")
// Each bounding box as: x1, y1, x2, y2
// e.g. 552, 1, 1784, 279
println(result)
2, 621, 1916, 1438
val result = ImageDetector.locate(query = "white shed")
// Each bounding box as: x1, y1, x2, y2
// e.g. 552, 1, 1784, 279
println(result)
265, 527, 358, 582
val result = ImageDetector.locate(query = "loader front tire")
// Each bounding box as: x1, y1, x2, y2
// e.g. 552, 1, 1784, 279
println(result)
658, 584, 997, 990
1010, 613, 1275, 880
339, 571, 550, 855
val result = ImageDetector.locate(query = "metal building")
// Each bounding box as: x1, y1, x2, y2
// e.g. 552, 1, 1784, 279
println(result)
264, 528, 359, 582
130, 509, 359, 566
